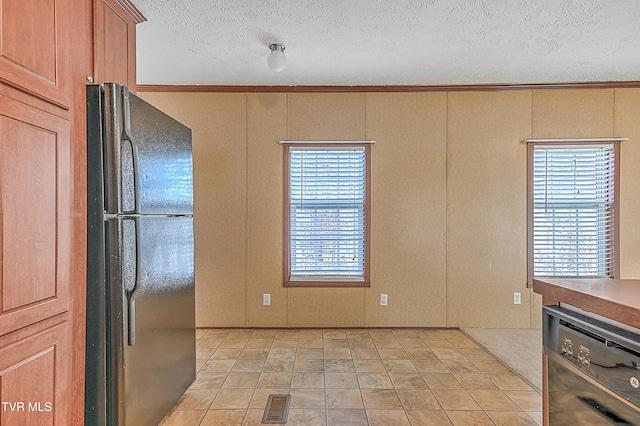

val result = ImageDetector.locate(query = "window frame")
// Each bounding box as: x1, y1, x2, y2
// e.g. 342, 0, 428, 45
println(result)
282, 142, 371, 288
526, 140, 621, 286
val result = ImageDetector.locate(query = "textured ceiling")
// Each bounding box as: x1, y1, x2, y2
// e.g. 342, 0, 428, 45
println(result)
134, 0, 640, 86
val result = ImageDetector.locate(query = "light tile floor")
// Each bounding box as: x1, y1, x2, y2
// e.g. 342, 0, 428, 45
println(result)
160, 328, 542, 426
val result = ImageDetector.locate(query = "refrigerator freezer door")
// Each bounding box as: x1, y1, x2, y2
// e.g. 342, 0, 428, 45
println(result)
116, 215, 195, 426
103, 83, 193, 216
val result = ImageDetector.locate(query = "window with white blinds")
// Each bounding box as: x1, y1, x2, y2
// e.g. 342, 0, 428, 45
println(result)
530, 143, 618, 279
284, 144, 370, 286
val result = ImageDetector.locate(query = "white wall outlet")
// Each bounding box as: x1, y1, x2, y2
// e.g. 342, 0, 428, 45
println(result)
263, 293, 271, 306
513, 292, 521, 305
380, 293, 388, 306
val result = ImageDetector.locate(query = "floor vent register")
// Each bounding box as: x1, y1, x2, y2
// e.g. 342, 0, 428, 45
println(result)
261, 394, 291, 424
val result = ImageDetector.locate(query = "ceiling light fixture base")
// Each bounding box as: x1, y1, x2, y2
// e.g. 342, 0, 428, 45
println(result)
269, 43, 285, 53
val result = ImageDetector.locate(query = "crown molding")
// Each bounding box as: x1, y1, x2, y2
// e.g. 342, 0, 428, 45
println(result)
116, 0, 146, 23
136, 81, 640, 93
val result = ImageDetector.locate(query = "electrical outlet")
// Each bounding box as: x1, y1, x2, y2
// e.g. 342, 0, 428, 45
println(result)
380, 293, 388, 306
513, 292, 521, 305
263, 293, 271, 306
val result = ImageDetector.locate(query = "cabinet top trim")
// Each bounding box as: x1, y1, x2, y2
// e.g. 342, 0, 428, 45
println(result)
115, 0, 147, 23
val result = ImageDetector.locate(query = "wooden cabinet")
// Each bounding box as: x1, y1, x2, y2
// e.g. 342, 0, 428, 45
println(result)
0, 0, 80, 424
91, 0, 145, 89
0, 0, 143, 422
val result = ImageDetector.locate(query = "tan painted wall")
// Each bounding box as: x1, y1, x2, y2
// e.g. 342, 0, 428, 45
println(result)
446, 91, 532, 328
366, 93, 448, 327
615, 89, 640, 279
139, 88, 640, 329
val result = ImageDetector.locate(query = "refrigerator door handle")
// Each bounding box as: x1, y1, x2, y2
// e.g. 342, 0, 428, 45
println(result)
121, 86, 141, 215
124, 216, 141, 346
127, 291, 138, 346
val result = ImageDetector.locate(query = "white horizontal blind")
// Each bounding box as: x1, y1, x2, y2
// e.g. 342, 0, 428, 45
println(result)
288, 146, 366, 281
532, 144, 616, 278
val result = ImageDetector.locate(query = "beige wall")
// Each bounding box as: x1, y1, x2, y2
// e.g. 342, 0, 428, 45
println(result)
615, 89, 640, 279
447, 91, 532, 328
139, 88, 640, 329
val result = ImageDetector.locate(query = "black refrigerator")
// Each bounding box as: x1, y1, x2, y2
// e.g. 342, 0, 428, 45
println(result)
85, 83, 196, 425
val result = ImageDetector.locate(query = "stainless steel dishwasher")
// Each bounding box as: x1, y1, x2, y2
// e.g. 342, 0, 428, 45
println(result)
543, 305, 640, 425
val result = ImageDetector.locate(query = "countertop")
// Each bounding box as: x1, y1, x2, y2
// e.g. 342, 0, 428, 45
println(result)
532, 278, 640, 329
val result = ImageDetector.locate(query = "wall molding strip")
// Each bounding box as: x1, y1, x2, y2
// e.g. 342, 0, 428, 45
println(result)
137, 81, 640, 93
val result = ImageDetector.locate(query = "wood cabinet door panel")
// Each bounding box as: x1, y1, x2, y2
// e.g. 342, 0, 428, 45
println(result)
0, 0, 70, 108
93, 0, 139, 89
0, 321, 70, 425
0, 94, 71, 336
102, 1, 130, 85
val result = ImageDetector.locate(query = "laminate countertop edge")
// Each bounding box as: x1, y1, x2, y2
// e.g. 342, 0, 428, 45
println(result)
533, 278, 640, 329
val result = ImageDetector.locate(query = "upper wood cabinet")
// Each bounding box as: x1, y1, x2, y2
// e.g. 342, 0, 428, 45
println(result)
0, 0, 72, 108
91, 0, 145, 90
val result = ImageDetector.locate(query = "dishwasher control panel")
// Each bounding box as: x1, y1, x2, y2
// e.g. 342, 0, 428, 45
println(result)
560, 335, 592, 367
558, 331, 594, 369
